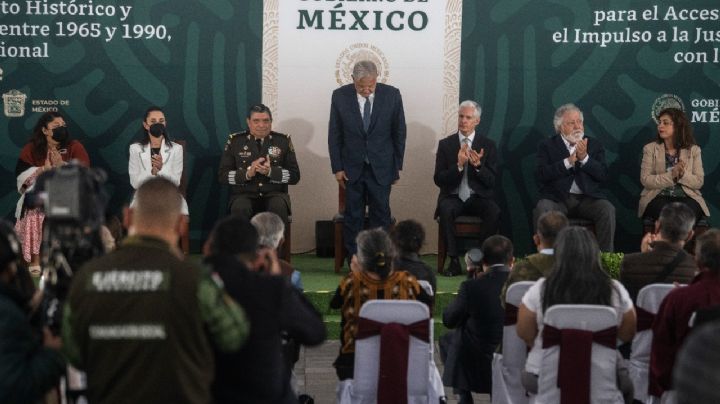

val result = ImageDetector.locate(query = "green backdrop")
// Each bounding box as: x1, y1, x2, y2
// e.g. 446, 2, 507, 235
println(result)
1, 0, 718, 254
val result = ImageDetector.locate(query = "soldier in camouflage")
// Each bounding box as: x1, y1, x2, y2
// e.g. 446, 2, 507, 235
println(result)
218, 104, 300, 225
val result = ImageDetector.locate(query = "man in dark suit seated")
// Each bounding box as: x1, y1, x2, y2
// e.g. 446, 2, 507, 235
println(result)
534, 103, 616, 251
434, 100, 500, 276
442, 235, 513, 403
328, 60, 406, 258
620, 202, 698, 302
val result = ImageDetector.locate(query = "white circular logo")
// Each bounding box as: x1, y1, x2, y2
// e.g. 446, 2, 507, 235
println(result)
651, 94, 685, 123
335, 43, 389, 86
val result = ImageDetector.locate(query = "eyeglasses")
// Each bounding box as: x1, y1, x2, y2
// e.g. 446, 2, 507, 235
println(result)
563, 119, 583, 126
658, 119, 673, 126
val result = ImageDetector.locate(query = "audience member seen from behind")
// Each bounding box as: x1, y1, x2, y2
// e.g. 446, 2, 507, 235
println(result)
251, 211, 303, 290
502, 210, 568, 301
205, 216, 326, 404
516, 226, 636, 401
620, 202, 698, 302
673, 321, 720, 404
330, 228, 431, 381
61, 177, 249, 404
128, 106, 189, 239
391, 219, 437, 298
0, 220, 66, 403
442, 236, 513, 403
639, 107, 709, 222
14, 111, 90, 275
649, 228, 720, 399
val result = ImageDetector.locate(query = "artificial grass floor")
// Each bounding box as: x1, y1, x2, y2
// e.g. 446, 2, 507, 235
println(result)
292, 252, 466, 293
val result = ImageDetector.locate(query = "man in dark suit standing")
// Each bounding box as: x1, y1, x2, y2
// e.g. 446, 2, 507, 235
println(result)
534, 103, 616, 251
328, 60, 406, 257
434, 100, 500, 276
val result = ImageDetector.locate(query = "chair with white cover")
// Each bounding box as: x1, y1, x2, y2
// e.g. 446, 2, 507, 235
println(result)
491, 281, 534, 404
337, 300, 441, 404
629, 283, 676, 403
537, 305, 620, 404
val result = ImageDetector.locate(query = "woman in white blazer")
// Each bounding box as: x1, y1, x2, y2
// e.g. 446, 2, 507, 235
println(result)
128, 106, 188, 216
639, 107, 708, 220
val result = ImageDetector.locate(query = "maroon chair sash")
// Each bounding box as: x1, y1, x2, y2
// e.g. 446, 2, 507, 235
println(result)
636, 306, 655, 332
355, 317, 430, 404
542, 325, 617, 404
504, 303, 519, 326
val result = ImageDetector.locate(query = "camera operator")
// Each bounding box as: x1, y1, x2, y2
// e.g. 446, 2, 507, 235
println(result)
0, 220, 66, 403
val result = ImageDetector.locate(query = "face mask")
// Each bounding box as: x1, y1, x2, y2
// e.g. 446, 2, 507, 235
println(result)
51, 126, 69, 143
149, 123, 165, 138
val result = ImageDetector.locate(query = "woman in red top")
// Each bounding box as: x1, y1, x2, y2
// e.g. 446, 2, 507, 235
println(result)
14, 111, 90, 274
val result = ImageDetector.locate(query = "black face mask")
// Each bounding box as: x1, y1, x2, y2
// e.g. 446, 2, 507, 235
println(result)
51, 126, 69, 143
149, 123, 165, 138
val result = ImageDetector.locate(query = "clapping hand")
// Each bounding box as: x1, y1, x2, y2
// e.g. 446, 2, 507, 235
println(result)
673, 160, 686, 180
575, 138, 588, 161
457, 143, 470, 168
48, 148, 64, 167
468, 148, 485, 168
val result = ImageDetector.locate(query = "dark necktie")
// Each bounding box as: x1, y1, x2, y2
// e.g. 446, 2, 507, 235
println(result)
256, 138, 262, 152
363, 97, 371, 132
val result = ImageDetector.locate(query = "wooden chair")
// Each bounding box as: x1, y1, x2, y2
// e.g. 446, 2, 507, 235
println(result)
437, 215, 484, 272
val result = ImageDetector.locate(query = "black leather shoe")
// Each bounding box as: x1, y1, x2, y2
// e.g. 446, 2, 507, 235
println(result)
444, 258, 462, 277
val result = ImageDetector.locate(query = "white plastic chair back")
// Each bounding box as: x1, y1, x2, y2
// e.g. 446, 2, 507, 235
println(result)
492, 281, 534, 404
340, 300, 434, 404
629, 284, 676, 402
537, 305, 620, 404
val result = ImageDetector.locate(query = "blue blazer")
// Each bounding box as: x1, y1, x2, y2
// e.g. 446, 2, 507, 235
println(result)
535, 135, 609, 201
328, 82, 406, 186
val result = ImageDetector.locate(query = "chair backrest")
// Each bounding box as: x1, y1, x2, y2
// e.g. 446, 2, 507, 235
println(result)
502, 281, 534, 367
539, 304, 621, 403
353, 300, 432, 402
630, 284, 676, 402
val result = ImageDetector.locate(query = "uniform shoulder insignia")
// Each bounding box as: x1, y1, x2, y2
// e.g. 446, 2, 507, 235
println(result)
286, 135, 295, 152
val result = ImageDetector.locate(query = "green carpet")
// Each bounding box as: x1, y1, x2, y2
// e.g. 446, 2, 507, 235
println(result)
292, 253, 464, 339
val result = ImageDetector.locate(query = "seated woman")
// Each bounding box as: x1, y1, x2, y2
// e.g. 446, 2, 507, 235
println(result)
391, 219, 437, 299
517, 226, 636, 402
639, 107, 709, 221
330, 228, 431, 381
14, 111, 90, 274
128, 106, 188, 246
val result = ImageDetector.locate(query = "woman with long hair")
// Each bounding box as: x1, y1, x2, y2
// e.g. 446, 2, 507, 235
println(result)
330, 228, 430, 381
14, 111, 90, 274
516, 226, 636, 401
128, 106, 188, 244
639, 107, 708, 221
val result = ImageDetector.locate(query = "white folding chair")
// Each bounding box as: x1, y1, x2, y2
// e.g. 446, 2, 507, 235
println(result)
629, 284, 676, 403
537, 305, 620, 404
492, 281, 534, 404
337, 300, 439, 404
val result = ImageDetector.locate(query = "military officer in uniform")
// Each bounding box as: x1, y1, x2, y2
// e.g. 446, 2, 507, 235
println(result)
218, 104, 300, 225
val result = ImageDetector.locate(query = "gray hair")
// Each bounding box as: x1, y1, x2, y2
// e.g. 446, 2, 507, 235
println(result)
250, 212, 285, 249
459, 100, 482, 119
658, 202, 696, 243
553, 103, 584, 133
356, 228, 395, 278
352, 60, 378, 80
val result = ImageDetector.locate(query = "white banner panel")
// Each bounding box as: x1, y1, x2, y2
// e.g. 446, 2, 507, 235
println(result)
263, 0, 462, 253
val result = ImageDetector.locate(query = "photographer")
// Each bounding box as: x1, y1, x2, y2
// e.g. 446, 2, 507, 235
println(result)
0, 220, 66, 403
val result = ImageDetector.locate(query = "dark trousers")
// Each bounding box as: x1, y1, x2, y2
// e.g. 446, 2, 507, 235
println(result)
644, 195, 705, 221
230, 193, 290, 224
438, 194, 500, 257
534, 194, 615, 252
344, 164, 392, 255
